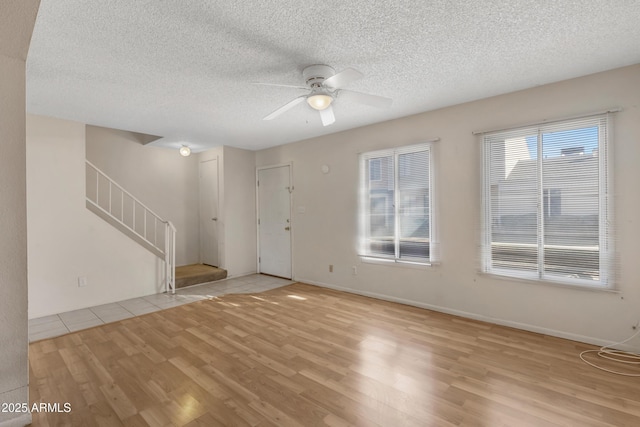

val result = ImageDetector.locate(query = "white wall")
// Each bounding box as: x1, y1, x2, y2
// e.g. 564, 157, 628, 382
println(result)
199, 146, 257, 277
222, 146, 258, 276
255, 64, 640, 351
0, 55, 30, 427
1, 2, 39, 426
27, 115, 162, 318
85, 126, 200, 266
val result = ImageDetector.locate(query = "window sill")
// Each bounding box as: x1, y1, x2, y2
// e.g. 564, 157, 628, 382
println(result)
360, 256, 438, 269
478, 270, 617, 293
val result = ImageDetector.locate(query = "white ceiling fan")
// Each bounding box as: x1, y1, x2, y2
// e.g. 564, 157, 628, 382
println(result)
257, 65, 392, 126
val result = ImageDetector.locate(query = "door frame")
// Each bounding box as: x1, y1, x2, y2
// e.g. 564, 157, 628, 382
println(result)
256, 162, 294, 279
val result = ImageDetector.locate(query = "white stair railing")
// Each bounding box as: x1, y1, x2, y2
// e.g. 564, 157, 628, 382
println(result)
85, 160, 176, 293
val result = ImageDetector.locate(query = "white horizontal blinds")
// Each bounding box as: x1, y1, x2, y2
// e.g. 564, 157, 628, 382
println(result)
397, 148, 430, 261
599, 115, 612, 283
485, 128, 539, 277
363, 152, 395, 259
361, 143, 431, 263
541, 117, 606, 282
483, 115, 610, 286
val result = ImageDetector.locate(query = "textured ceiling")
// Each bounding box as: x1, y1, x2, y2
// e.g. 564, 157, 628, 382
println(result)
26, 0, 640, 151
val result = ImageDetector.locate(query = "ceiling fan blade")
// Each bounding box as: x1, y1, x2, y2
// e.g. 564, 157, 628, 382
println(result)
253, 82, 308, 90
323, 68, 363, 89
319, 105, 335, 126
338, 90, 393, 109
263, 96, 306, 120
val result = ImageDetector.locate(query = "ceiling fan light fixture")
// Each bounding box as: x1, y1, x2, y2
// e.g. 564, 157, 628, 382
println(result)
259, 64, 391, 124
307, 94, 333, 111
179, 145, 191, 157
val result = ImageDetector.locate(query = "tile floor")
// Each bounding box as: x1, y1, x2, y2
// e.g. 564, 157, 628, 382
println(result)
28, 274, 295, 342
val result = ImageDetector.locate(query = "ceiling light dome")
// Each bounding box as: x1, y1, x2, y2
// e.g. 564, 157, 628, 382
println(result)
179, 145, 191, 157
307, 93, 333, 111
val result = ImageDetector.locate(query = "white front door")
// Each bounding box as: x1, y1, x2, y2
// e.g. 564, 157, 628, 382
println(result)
199, 158, 219, 266
257, 165, 292, 279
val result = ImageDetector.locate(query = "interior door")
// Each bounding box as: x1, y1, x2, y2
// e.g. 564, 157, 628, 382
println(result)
199, 158, 219, 267
258, 165, 292, 279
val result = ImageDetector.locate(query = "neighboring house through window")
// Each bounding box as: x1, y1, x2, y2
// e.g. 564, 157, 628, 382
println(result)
359, 143, 434, 265
369, 158, 382, 181
480, 114, 613, 288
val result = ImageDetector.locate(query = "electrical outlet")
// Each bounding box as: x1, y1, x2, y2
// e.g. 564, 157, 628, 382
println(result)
352, 266, 357, 275
329, 265, 333, 273
78, 276, 88, 287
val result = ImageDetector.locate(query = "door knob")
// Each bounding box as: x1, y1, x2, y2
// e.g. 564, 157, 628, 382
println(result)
285, 226, 290, 231
212, 217, 217, 221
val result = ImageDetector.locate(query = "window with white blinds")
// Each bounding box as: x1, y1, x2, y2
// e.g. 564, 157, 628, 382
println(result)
481, 114, 612, 288
359, 143, 433, 264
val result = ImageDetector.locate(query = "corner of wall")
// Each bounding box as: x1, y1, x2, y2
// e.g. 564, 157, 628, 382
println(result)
0, 2, 40, 425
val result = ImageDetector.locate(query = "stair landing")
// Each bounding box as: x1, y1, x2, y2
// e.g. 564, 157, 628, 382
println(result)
175, 264, 227, 289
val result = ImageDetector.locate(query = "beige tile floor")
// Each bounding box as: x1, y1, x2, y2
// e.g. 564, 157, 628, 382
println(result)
28, 274, 295, 342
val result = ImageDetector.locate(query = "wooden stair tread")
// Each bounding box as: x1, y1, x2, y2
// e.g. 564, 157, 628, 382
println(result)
175, 264, 227, 288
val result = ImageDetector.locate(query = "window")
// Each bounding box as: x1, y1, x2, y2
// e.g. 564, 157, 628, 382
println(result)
399, 154, 411, 177
543, 189, 561, 217
481, 114, 612, 287
359, 143, 433, 264
369, 158, 382, 181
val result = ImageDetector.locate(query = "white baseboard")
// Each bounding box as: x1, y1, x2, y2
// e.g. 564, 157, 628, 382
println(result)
0, 413, 32, 427
297, 277, 639, 353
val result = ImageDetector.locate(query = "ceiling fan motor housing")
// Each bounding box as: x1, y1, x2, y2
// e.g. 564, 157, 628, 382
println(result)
303, 65, 335, 88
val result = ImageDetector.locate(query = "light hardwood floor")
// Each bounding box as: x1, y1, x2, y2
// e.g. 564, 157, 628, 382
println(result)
29, 283, 640, 426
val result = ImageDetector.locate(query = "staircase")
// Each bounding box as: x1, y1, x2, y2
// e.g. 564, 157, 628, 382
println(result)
85, 160, 176, 293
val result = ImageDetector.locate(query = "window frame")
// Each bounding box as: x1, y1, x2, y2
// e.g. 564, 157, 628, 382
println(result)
480, 114, 613, 289
359, 142, 435, 266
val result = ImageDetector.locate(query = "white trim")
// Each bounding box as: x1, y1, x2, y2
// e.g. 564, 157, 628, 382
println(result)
356, 137, 441, 155
480, 114, 612, 288
360, 256, 433, 269
295, 277, 638, 352
359, 142, 434, 264
427, 145, 436, 261
198, 157, 219, 267
472, 108, 621, 135
393, 152, 400, 259
0, 413, 32, 427
477, 270, 618, 293
480, 140, 491, 272
537, 125, 545, 280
